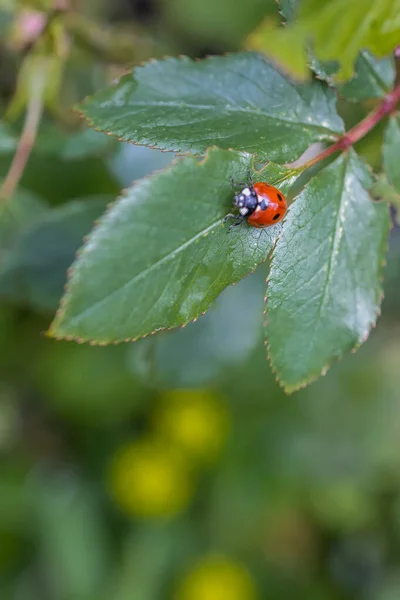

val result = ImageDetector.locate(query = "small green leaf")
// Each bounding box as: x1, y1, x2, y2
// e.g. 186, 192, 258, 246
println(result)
277, 0, 298, 22
266, 150, 389, 393
49, 148, 297, 344
311, 52, 395, 102
0, 197, 110, 312
370, 173, 400, 206
336, 53, 395, 101
383, 114, 400, 194
78, 53, 343, 164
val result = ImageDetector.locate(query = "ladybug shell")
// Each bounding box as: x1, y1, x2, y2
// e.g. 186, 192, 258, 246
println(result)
247, 182, 287, 228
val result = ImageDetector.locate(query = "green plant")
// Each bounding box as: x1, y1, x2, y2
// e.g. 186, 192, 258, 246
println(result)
1, 0, 400, 393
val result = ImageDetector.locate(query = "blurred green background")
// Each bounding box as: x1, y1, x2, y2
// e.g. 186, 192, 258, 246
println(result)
2, 1, 400, 599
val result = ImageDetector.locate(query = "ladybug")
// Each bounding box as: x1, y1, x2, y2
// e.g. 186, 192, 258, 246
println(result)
225, 173, 287, 230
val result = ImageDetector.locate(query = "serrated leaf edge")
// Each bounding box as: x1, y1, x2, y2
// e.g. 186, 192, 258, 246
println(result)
263, 153, 391, 394
47, 147, 290, 346
75, 52, 342, 163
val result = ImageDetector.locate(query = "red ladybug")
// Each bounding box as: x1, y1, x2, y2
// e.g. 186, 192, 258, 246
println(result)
225, 174, 287, 230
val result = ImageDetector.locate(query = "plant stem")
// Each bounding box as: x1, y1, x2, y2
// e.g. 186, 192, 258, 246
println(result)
298, 83, 400, 172
0, 93, 43, 203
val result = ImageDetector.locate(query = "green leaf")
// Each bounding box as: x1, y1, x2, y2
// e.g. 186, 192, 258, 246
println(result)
129, 268, 267, 387
312, 52, 395, 102
383, 114, 400, 194
247, 21, 310, 79
266, 150, 389, 393
78, 53, 344, 164
254, 0, 400, 82
338, 53, 394, 101
370, 173, 400, 206
276, 0, 395, 95
277, 0, 298, 22
0, 197, 111, 312
0, 188, 48, 270
49, 148, 297, 344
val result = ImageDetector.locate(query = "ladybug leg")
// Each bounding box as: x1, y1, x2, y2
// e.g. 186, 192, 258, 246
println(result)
224, 213, 237, 222
228, 220, 243, 231
224, 213, 244, 230
247, 169, 254, 185
230, 177, 247, 189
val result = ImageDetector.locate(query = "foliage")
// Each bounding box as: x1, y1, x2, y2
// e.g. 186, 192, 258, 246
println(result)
266, 151, 389, 391
249, 0, 400, 81
49, 152, 296, 343
1, 2, 400, 598
1, 0, 399, 393
77, 53, 343, 163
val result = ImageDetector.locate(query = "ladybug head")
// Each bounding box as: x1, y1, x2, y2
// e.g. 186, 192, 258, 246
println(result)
233, 186, 257, 215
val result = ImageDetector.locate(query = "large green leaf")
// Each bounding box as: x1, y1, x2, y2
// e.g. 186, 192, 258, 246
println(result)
78, 53, 343, 164
255, 0, 400, 81
49, 148, 297, 343
0, 197, 110, 312
266, 150, 389, 393
383, 114, 400, 194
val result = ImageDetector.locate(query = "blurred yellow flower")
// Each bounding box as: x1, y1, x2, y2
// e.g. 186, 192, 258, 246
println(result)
108, 437, 194, 518
154, 389, 230, 463
175, 556, 259, 600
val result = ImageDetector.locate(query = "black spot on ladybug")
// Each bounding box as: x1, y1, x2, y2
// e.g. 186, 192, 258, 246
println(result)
277, 194, 283, 202
273, 213, 280, 220
260, 199, 268, 210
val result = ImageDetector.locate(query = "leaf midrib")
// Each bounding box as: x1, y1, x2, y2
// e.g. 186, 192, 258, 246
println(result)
89, 101, 341, 136
290, 158, 348, 377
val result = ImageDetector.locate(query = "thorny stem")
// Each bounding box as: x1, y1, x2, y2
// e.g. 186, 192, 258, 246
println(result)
298, 80, 400, 173
0, 92, 43, 202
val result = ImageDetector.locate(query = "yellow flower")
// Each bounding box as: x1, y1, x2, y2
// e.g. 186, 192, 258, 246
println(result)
108, 437, 194, 519
154, 389, 230, 463
175, 556, 259, 600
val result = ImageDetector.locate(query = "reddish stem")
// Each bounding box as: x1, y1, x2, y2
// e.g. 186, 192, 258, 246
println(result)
299, 83, 400, 172
0, 93, 43, 202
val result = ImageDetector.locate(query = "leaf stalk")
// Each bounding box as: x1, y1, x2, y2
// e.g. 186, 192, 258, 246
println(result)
298, 82, 400, 172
